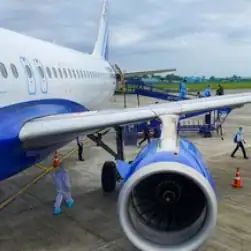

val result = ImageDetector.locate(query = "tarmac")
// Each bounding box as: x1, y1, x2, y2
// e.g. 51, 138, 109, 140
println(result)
1, 93, 251, 251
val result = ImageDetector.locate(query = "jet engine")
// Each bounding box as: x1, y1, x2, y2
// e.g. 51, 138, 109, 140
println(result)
117, 139, 217, 251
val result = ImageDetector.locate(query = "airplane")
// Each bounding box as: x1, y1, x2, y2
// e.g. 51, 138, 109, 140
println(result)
0, 0, 251, 250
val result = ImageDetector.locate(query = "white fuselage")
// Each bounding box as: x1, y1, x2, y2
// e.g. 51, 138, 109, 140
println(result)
0, 28, 116, 110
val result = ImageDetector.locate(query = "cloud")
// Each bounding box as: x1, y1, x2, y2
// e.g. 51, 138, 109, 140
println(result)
1, 0, 251, 77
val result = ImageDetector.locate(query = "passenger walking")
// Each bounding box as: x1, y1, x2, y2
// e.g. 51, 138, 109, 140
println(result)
138, 122, 151, 147
51, 153, 74, 215
231, 127, 248, 159
179, 79, 187, 100
76, 136, 84, 161
204, 85, 212, 97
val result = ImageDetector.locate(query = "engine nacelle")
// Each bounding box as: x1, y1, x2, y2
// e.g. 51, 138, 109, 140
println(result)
117, 139, 217, 251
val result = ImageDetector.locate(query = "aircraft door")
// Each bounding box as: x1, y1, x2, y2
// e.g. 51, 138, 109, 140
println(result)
33, 59, 48, 94
20, 56, 36, 95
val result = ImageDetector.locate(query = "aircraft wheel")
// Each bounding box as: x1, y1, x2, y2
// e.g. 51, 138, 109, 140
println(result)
101, 161, 117, 193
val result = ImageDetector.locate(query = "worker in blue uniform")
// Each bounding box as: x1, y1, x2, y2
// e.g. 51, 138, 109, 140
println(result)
52, 161, 74, 215
231, 127, 248, 159
179, 79, 187, 99
153, 124, 161, 138
204, 85, 212, 97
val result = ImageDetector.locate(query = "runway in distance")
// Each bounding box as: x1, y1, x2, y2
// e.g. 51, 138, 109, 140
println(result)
1, 0, 251, 250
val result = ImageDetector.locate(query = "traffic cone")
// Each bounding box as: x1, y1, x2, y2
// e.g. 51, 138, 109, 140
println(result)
232, 168, 243, 188
53, 151, 60, 168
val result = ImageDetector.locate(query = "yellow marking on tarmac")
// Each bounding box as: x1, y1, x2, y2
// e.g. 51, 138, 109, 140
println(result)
0, 131, 104, 210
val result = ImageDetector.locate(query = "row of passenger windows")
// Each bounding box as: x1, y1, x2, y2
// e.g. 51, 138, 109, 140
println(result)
0, 61, 107, 80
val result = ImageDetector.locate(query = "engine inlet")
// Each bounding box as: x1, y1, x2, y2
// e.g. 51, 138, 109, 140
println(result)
131, 172, 206, 232
118, 161, 217, 251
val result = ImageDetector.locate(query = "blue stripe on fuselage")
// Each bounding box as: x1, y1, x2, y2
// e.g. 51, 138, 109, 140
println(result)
0, 99, 88, 182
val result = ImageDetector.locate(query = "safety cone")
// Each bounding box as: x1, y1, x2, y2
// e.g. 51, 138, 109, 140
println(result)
53, 151, 60, 168
232, 168, 243, 188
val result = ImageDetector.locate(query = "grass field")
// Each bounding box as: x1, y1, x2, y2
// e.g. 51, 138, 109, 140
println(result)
115, 81, 251, 94
155, 81, 251, 92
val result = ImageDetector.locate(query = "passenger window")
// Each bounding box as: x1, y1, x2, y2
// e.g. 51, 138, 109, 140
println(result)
72, 69, 76, 78
58, 68, 63, 78
0, 62, 8, 78
46, 67, 52, 78
38, 66, 45, 78
52, 67, 57, 78
76, 70, 80, 78
80, 70, 83, 78
63, 68, 68, 78
10, 63, 19, 78
25, 65, 32, 78
68, 68, 72, 78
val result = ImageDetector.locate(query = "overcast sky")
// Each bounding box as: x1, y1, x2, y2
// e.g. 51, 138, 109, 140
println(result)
1, 0, 251, 77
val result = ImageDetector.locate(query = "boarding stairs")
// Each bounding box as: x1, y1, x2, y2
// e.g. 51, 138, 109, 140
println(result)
124, 108, 232, 146
121, 80, 196, 101
117, 80, 233, 143
214, 108, 232, 127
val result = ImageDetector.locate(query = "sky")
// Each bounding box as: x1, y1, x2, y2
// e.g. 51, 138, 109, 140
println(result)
1, 0, 251, 77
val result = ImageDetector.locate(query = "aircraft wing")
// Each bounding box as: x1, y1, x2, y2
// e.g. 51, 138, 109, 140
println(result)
113, 64, 176, 77
123, 68, 176, 77
19, 93, 251, 148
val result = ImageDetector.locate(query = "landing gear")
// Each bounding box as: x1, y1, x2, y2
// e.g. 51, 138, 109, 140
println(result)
88, 126, 124, 193
101, 161, 117, 193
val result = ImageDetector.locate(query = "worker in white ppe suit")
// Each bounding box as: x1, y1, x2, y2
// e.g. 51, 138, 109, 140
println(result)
52, 161, 74, 215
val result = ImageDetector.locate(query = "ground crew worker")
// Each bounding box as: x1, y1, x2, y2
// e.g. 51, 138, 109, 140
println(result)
76, 136, 84, 161
153, 124, 161, 138
204, 85, 211, 97
52, 157, 74, 215
179, 79, 187, 99
138, 121, 151, 147
216, 84, 224, 96
231, 127, 248, 159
